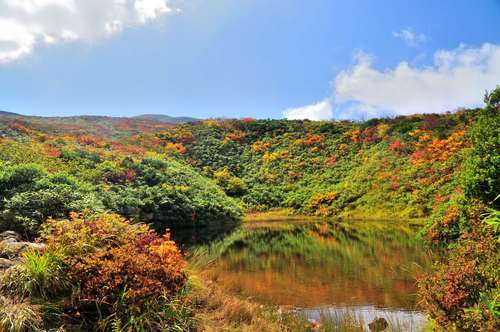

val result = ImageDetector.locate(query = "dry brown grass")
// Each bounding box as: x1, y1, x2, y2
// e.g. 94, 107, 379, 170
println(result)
0, 295, 43, 332
187, 272, 297, 332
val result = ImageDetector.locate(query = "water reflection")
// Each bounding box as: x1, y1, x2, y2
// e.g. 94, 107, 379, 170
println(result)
170, 221, 238, 250
187, 219, 435, 331
299, 305, 428, 332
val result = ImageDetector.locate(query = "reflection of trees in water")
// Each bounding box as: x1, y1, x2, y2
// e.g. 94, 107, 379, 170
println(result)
170, 219, 240, 250
196, 219, 436, 309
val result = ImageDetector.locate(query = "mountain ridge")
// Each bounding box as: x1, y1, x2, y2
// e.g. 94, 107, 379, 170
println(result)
0, 110, 21, 117
0, 110, 198, 125
133, 114, 198, 124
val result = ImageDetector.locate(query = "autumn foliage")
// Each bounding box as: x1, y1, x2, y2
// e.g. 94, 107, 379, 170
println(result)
418, 210, 499, 331
1, 213, 190, 330
43, 213, 186, 306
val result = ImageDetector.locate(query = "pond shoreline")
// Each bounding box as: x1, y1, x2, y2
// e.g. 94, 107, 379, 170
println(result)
244, 209, 427, 225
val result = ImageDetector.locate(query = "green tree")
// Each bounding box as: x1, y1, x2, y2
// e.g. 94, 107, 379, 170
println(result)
462, 87, 500, 206
0, 168, 102, 238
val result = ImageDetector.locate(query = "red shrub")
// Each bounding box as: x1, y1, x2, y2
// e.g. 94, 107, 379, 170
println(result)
389, 139, 404, 152
77, 135, 101, 147
42, 213, 187, 319
418, 209, 499, 331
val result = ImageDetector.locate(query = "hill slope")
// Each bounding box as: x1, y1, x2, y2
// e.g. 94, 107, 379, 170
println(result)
0, 109, 478, 222
133, 114, 198, 124
0, 110, 21, 117
158, 111, 476, 220
0, 115, 242, 237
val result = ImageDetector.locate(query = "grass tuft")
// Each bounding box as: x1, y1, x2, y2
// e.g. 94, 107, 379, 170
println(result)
0, 296, 43, 332
1, 249, 69, 299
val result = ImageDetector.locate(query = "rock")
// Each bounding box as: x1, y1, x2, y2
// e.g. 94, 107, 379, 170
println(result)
0, 231, 45, 268
28, 243, 45, 251
1, 238, 19, 244
308, 319, 321, 331
0, 257, 15, 269
0, 241, 45, 259
0, 242, 28, 258
369, 317, 388, 331
0, 231, 21, 242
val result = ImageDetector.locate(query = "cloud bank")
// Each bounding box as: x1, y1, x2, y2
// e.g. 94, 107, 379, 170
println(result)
284, 43, 500, 120
0, 0, 172, 63
283, 99, 333, 121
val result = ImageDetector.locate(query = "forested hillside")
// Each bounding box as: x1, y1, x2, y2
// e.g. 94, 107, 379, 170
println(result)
159, 111, 475, 222
0, 116, 242, 238
1, 108, 475, 227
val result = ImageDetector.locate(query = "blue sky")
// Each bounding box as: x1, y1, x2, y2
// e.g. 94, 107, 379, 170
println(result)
0, 0, 499, 120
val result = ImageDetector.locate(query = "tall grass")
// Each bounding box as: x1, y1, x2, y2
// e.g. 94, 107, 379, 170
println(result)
0, 296, 43, 332
0, 249, 69, 298
97, 295, 198, 332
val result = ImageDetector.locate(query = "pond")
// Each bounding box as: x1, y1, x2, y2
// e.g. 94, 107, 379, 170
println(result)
173, 218, 435, 331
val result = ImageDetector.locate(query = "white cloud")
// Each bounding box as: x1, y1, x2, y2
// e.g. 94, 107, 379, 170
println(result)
0, 20, 36, 62
392, 28, 426, 47
283, 99, 333, 121
135, 0, 170, 23
334, 43, 500, 119
0, 0, 173, 63
283, 43, 500, 120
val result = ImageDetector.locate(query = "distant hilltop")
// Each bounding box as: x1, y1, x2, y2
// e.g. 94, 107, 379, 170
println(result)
0, 111, 200, 140
132, 114, 199, 124
0, 111, 199, 125
0, 110, 21, 117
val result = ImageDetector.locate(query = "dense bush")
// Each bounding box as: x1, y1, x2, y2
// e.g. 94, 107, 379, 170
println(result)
0, 164, 102, 238
100, 157, 243, 230
418, 206, 499, 330
0, 156, 242, 238
461, 89, 500, 207
0, 100, 478, 223
1, 213, 195, 331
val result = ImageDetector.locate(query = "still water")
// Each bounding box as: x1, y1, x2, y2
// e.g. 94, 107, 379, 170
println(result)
175, 219, 435, 331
